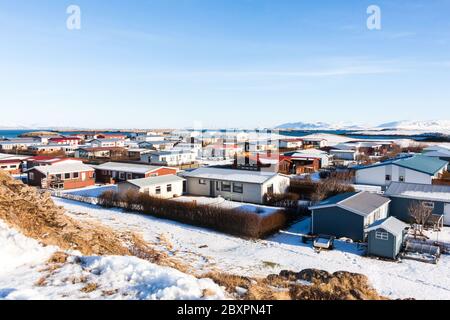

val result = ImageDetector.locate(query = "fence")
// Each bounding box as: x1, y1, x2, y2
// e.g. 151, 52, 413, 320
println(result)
51, 190, 98, 205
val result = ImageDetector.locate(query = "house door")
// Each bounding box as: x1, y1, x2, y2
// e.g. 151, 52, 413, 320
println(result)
444, 204, 450, 226
81, 172, 86, 181
210, 181, 215, 197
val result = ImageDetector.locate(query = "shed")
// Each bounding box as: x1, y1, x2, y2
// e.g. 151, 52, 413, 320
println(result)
309, 191, 391, 241
366, 217, 409, 260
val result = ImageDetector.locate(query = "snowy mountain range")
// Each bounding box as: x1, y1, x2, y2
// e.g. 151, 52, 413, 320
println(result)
276, 120, 450, 134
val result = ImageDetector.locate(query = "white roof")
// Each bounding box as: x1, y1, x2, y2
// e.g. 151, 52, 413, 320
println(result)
385, 182, 450, 202
123, 175, 185, 188
31, 163, 94, 175
182, 167, 281, 184
366, 217, 409, 235
93, 162, 170, 174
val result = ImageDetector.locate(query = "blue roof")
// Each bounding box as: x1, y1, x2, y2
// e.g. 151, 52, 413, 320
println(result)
355, 155, 448, 176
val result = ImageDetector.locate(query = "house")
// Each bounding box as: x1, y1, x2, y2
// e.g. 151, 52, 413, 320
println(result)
90, 139, 126, 148
28, 144, 77, 155
234, 153, 280, 173
366, 217, 409, 260
329, 149, 358, 161
309, 192, 391, 241
141, 150, 197, 167
93, 162, 178, 184
0, 139, 40, 151
280, 150, 330, 174
172, 143, 203, 157
302, 138, 327, 149
97, 133, 128, 140
27, 162, 95, 190
279, 138, 304, 149
354, 156, 449, 187
118, 175, 185, 199
385, 182, 450, 226
182, 167, 290, 204
144, 140, 176, 150
0, 159, 23, 174
48, 137, 81, 146
75, 147, 127, 159
127, 148, 152, 159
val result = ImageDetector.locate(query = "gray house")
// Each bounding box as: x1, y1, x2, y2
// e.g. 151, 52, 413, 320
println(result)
366, 217, 409, 260
309, 192, 391, 241
385, 182, 450, 226
182, 167, 290, 204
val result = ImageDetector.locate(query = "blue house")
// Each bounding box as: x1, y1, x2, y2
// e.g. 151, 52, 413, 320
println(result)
385, 182, 450, 226
366, 217, 409, 260
309, 191, 391, 241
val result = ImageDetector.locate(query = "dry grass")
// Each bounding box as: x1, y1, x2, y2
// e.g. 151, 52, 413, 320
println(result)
81, 282, 99, 293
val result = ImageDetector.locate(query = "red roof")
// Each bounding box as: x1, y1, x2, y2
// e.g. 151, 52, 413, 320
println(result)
49, 137, 81, 142
0, 159, 22, 164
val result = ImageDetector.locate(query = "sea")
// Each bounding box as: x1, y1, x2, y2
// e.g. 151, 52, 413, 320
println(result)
0, 129, 433, 141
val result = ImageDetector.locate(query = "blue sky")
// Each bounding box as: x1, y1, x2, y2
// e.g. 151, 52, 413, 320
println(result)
0, 0, 450, 129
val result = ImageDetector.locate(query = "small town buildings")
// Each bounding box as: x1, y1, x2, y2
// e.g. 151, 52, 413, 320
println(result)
385, 182, 450, 226
354, 156, 449, 187
75, 147, 127, 159
28, 144, 77, 155
329, 149, 358, 161
127, 148, 152, 159
309, 192, 391, 241
422, 146, 450, 163
302, 138, 327, 149
234, 153, 279, 173
0, 139, 40, 151
27, 162, 95, 190
172, 143, 203, 157
141, 150, 197, 167
93, 162, 178, 184
278, 138, 304, 149
182, 167, 290, 204
366, 217, 409, 260
97, 133, 128, 140
48, 137, 81, 146
118, 175, 185, 199
0, 159, 23, 174
90, 138, 126, 148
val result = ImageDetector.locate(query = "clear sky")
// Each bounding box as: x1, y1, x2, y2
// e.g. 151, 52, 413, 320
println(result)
1, 0, 450, 129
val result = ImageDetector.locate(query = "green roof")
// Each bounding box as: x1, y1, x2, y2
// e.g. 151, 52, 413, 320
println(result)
395, 156, 448, 175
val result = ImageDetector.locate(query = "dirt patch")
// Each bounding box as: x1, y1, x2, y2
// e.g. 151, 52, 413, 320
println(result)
0, 172, 184, 270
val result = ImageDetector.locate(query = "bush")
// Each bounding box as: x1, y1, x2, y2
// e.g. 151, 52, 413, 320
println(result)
98, 190, 287, 238
288, 178, 355, 202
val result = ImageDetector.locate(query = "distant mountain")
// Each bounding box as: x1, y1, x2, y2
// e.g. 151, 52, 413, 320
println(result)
377, 120, 450, 131
275, 121, 364, 130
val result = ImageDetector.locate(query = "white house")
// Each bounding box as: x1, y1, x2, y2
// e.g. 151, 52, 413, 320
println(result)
90, 139, 126, 148
330, 149, 358, 161
182, 167, 290, 204
136, 134, 165, 142
354, 155, 448, 187
279, 138, 304, 149
118, 175, 185, 199
141, 150, 197, 166
172, 143, 203, 157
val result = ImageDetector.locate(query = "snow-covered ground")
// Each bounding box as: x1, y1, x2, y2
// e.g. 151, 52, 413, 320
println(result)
63, 185, 117, 198
55, 198, 450, 300
0, 220, 227, 300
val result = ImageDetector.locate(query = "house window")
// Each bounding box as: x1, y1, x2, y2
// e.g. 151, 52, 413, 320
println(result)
55, 174, 62, 181
29, 172, 35, 180
221, 181, 231, 192
155, 186, 161, 195
423, 201, 435, 209
199, 179, 207, 185
73, 172, 79, 179
267, 184, 274, 194
385, 175, 391, 181
65, 173, 71, 180
127, 173, 133, 180
167, 184, 172, 192
232, 183, 243, 193
375, 231, 389, 241
399, 176, 405, 182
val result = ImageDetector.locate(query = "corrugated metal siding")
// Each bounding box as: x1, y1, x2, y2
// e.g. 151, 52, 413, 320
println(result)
312, 207, 365, 241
